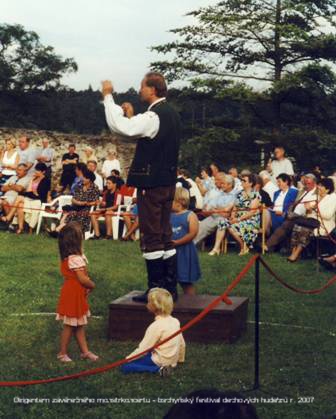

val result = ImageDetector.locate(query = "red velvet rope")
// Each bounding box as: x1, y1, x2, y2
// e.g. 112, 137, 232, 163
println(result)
259, 257, 336, 295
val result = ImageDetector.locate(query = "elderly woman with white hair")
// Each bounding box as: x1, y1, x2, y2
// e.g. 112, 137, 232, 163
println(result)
101, 149, 121, 178
82, 146, 98, 165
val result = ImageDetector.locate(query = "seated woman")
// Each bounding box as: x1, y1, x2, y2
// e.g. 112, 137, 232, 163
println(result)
54, 169, 100, 235
2, 162, 50, 234
209, 174, 261, 256
288, 178, 336, 262
269, 173, 298, 232
90, 175, 119, 239
0, 137, 19, 186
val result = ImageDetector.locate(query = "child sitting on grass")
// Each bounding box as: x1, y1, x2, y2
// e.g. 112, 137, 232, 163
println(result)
171, 187, 201, 295
121, 288, 185, 376
56, 222, 98, 362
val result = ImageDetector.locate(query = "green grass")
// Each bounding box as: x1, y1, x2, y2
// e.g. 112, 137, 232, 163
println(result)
0, 232, 335, 419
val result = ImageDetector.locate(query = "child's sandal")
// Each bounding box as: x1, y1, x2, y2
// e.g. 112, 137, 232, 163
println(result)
57, 354, 72, 363
80, 351, 99, 361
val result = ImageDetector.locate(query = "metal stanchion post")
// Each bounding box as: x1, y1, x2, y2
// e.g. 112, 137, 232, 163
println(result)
253, 256, 260, 390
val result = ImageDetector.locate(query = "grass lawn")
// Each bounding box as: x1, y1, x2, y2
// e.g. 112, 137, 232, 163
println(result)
0, 232, 335, 419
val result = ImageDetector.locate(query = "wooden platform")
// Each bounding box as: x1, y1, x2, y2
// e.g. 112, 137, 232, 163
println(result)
108, 291, 249, 343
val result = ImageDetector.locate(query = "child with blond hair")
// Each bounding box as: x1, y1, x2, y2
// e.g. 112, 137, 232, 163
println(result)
121, 288, 185, 376
171, 187, 201, 295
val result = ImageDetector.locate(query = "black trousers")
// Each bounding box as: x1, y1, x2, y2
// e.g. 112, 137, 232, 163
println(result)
137, 185, 175, 253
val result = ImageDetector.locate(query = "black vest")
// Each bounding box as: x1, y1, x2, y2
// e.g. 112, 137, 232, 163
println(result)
127, 100, 181, 188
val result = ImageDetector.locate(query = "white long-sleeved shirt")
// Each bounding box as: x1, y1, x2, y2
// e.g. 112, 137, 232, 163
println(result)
102, 159, 121, 178
104, 94, 165, 139
127, 315, 186, 367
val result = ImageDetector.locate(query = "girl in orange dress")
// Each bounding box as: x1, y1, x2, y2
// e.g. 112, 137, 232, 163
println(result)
56, 222, 98, 362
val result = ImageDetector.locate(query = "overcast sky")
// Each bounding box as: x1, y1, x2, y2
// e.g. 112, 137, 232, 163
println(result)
2, 0, 216, 92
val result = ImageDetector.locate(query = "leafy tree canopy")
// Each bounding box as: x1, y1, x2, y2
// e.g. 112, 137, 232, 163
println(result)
0, 23, 78, 91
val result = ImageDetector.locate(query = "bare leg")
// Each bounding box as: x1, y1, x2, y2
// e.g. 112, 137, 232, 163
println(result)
180, 283, 196, 295
59, 325, 73, 355
105, 211, 113, 236
288, 245, 303, 262
90, 214, 100, 237
55, 214, 68, 232
123, 215, 132, 233
3, 196, 21, 222
17, 200, 25, 233
227, 227, 245, 252
209, 228, 226, 254
74, 326, 89, 354
124, 218, 139, 240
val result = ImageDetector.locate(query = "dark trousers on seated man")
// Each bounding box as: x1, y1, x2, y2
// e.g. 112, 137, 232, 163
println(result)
134, 185, 177, 302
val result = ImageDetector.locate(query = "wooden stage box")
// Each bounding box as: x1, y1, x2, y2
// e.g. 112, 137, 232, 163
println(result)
108, 291, 249, 343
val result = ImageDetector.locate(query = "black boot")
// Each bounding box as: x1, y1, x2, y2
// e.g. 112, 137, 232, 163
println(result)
132, 258, 164, 303
162, 254, 178, 302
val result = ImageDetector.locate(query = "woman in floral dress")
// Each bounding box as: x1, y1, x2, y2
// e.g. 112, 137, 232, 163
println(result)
218, 174, 261, 255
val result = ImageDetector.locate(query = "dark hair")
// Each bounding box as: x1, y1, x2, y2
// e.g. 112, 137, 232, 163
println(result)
200, 166, 211, 177
106, 176, 118, 185
83, 168, 96, 182
276, 173, 292, 185
111, 169, 120, 176
76, 162, 87, 172
178, 168, 190, 178
35, 162, 48, 173
144, 72, 167, 98
164, 389, 259, 419
58, 222, 83, 261
274, 145, 285, 151
242, 173, 257, 187
69, 143, 76, 149
17, 163, 28, 169
318, 178, 335, 194
253, 174, 263, 187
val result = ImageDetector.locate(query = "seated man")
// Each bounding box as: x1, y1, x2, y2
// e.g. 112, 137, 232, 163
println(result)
194, 173, 237, 245
0, 164, 30, 216
87, 160, 104, 193
265, 173, 317, 252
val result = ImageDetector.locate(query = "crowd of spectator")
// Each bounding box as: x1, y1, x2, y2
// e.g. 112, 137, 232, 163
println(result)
0, 139, 335, 270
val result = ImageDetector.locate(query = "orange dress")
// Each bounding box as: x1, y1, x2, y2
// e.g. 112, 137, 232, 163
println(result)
56, 255, 90, 326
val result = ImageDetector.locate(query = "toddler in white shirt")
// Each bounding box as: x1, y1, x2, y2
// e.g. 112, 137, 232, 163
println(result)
121, 288, 185, 376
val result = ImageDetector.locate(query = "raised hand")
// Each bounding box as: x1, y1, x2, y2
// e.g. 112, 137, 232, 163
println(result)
102, 80, 113, 97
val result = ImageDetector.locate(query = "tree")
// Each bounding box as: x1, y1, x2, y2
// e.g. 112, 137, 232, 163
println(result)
151, 0, 336, 84
0, 23, 78, 91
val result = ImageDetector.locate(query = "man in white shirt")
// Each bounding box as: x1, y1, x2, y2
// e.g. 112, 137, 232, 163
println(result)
87, 160, 104, 193
228, 167, 243, 193
0, 164, 30, 215
102, 72, 181, 303
36, 138, 54, 178
259, 170, 279, 201
268, 146, 294, 182
17, 136, 36, 176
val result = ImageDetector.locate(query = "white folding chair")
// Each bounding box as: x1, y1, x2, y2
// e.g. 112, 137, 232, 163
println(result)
36, 195, 73, 235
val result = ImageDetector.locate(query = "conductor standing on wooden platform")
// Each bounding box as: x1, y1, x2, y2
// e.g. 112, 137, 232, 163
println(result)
102, 73, 181, 302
